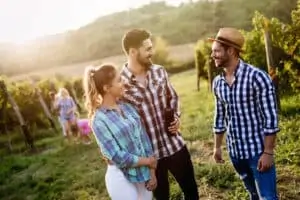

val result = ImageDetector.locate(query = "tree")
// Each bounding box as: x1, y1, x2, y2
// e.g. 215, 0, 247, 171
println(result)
152, 36, 172, 67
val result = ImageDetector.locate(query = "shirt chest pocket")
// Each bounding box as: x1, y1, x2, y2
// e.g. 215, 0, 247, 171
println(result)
124, 88, 144, 106
235, 86, 255, 104
151, 78, 167, 98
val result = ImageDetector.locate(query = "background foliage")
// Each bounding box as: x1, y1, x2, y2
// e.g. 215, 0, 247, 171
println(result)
0, 0, 298, 76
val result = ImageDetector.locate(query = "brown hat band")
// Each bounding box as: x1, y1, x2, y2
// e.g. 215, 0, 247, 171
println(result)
216, 36, 241, 49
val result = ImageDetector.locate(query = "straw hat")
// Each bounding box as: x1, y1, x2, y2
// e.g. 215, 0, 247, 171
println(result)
208, 27, 245, 52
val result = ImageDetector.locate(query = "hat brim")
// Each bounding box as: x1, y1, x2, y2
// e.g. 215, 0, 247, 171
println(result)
207, 37, 244, 53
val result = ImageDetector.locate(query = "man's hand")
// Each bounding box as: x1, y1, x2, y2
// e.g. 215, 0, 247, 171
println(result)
148, 156, 157, 169
146, 170, 157, 191
168, 116, 180, 135
213, 147, 225, 163
257, 153, 274, 172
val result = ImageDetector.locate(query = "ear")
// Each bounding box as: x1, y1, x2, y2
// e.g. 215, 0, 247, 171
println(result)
228, 47, 235, 56
103, 85, 110, 93
129, 47, 137, 56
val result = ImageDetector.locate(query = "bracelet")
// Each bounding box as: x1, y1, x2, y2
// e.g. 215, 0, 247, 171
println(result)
263, 152, 274, 156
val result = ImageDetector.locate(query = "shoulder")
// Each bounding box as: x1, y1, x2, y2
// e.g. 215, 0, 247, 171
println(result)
212, 74, 222, 87
121, 102, 137, 112
151, 64, 164, 71
246, 64, 271, 83
242, 62, 269, 78
241, 62, 273, 89
66, 97, 74, 102
151, 64, 169, 79
151, 64, 166, 74
92, 109, 107, 127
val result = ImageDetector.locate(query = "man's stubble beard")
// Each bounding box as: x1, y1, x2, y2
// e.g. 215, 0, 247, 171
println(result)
214, 54, 230, 69
137, 52, 152, 70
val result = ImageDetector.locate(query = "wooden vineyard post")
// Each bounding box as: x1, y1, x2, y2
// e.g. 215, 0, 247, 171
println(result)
0, 80, 12, 152
28, 78, 57, 132
263, 18, 281, 110
0, 80, 35, 150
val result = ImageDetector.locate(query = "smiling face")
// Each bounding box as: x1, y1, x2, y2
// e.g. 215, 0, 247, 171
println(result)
104, 72, 124, 99
135, 38, 154, 69
211, 41, 231, 68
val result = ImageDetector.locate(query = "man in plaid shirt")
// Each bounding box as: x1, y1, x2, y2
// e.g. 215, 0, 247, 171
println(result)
120, 29, 199, 200
210, 28, 279, 200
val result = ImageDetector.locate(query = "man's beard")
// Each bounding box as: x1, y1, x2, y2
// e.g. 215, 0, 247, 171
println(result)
137, 52, 152, 69
214, 55, 230, 68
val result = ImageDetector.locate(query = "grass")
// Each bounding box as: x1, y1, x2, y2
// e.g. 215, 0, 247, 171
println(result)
1, 69, 300, 200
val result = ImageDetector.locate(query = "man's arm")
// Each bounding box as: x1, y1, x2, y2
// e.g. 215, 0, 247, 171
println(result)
264, 135, 276, 154
212, 78, 227, 163
254, 70, 280, 171
212, 78, 227, 134
253, 71, 280, 149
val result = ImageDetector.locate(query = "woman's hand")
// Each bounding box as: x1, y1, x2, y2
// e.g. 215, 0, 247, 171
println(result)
145, 169, 157, 191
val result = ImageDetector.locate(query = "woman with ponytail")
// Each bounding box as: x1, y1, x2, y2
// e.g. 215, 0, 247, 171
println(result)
83, 64, 157, 200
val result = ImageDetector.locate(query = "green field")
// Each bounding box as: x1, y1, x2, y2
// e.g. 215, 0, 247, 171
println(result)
1, 70, 300, 200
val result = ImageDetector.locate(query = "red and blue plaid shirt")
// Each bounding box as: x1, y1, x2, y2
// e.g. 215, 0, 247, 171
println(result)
121, 64, 185, 159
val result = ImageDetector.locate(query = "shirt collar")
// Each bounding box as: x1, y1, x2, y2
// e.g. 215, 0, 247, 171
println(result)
121, 63, 154, 83
220, 59, 245, 79
99, 100, 123, 113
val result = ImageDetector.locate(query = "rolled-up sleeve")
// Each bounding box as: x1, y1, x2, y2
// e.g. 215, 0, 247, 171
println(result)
92, 115, 139, 168
253, 71, 280, 136
213, 78, 227, 134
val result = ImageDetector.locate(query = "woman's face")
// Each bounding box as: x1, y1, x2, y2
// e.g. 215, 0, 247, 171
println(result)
106, 73, 124, 98
61, 91, 68, 98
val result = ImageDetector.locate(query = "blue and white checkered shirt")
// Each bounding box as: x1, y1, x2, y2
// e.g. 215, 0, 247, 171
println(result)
213, 60, 280, 159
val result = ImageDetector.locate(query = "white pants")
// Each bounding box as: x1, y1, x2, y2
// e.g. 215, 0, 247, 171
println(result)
105, 165, 152, 200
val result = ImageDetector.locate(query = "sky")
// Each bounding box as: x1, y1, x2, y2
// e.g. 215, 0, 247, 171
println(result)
0, 0, 190, 44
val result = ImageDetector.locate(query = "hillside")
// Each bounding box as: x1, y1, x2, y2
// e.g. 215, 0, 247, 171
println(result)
0, 0, 298, 76
9, 43, 195, 81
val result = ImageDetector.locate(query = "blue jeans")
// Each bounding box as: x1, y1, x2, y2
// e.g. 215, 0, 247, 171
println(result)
230, 154, 278, 200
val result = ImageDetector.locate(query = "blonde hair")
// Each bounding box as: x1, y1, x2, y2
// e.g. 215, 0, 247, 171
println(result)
83, 64, 117, 119
58, 87, 70, 98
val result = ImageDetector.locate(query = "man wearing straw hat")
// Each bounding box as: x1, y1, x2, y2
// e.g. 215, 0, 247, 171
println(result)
209, 27, 279, 200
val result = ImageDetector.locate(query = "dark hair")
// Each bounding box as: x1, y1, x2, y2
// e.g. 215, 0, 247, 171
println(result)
83, 64, 117, 118
122, 28, 151, 54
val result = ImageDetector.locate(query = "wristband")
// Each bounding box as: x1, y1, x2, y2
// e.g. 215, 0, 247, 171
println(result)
263, 152, 274, 156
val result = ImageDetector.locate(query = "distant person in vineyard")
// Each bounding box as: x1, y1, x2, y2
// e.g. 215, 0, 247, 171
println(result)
210, 27, 280, 200
83, 64, 157, 200
54, 88, 77, 142
49, 91, 67, 137
120, 29, 199, 200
